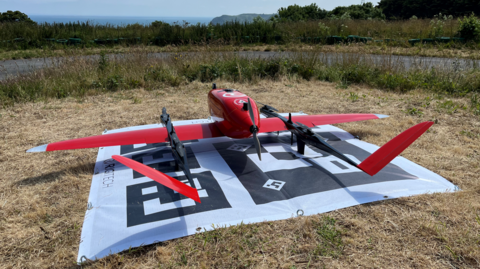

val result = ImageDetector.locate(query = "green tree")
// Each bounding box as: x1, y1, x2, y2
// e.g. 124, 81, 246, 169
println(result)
378, 0, 480, 20
252, 16, 265, 24
329, 2, 385, 20
274, 3, 329, 22
0, 10, 36, 24
151, 20, 166, 27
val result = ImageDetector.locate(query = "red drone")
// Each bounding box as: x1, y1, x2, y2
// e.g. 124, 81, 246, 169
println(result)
28, 84, 433, 203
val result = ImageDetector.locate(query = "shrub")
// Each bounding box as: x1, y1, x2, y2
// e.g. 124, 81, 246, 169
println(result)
98, 51, 109, 72
318, 22, 331, 36
105, 74, 124, 91
144, 67, 182, 86
377, 73, 417, 92
470, 94, 480, 115
429, 14, 447, 38
198, 64, 221, 82
458, 13, 480, 41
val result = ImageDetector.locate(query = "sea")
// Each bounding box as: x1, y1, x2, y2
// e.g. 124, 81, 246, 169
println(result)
29, 15, 214, 26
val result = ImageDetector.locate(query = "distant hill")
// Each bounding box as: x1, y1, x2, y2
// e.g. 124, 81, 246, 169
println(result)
210, 13, 275, 24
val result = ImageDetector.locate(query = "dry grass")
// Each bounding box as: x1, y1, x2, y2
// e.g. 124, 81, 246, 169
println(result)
1, 79, 479, 268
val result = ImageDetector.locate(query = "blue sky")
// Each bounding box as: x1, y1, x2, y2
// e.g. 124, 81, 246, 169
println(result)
1, 0, 380, 17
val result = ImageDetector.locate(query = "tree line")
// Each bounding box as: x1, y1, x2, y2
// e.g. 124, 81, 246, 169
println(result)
378, 0, 480, 20
273, 3, 385, 21
2, 1, 479, 26
272, 1, 479, 21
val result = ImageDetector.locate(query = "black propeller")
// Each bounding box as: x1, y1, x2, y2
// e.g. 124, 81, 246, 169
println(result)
247, 98, 262, 161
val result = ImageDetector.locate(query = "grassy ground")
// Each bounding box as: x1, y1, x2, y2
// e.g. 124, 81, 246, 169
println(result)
1, 79, 479, 268
1, 42, 480, 61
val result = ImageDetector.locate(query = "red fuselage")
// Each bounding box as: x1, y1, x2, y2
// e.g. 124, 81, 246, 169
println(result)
208, 89, 261, 139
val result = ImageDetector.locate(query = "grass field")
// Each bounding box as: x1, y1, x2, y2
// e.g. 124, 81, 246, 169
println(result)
1, 78, 479, 268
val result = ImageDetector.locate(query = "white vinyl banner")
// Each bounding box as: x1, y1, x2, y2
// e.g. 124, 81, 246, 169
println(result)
77, 114, 456, 263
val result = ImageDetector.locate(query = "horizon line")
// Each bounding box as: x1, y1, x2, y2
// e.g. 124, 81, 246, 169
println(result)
28, 14, 215, 18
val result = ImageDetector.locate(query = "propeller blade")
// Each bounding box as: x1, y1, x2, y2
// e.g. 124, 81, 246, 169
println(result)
112, 155, 201, 203
247, 98, 256, 127
253, 131, 262, 161
247, 98, 262, 160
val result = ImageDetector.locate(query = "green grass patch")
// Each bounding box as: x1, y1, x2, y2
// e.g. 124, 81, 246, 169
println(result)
313, 216, 344, 258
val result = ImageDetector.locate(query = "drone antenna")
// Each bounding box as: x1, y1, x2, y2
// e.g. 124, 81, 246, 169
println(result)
212, 83, 216, 89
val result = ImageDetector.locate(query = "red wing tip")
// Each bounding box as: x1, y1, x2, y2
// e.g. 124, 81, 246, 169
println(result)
192, 193, 201, 203
357, 165, 376, 176
27, 144, 48, 153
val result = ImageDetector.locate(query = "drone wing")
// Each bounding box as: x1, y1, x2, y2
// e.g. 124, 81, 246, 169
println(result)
112, 155, 201, 202
259, 114, 388, 133
27, 123, 223, 152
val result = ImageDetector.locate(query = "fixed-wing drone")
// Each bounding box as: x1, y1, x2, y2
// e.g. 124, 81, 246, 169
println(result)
27, 84, 433, 203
